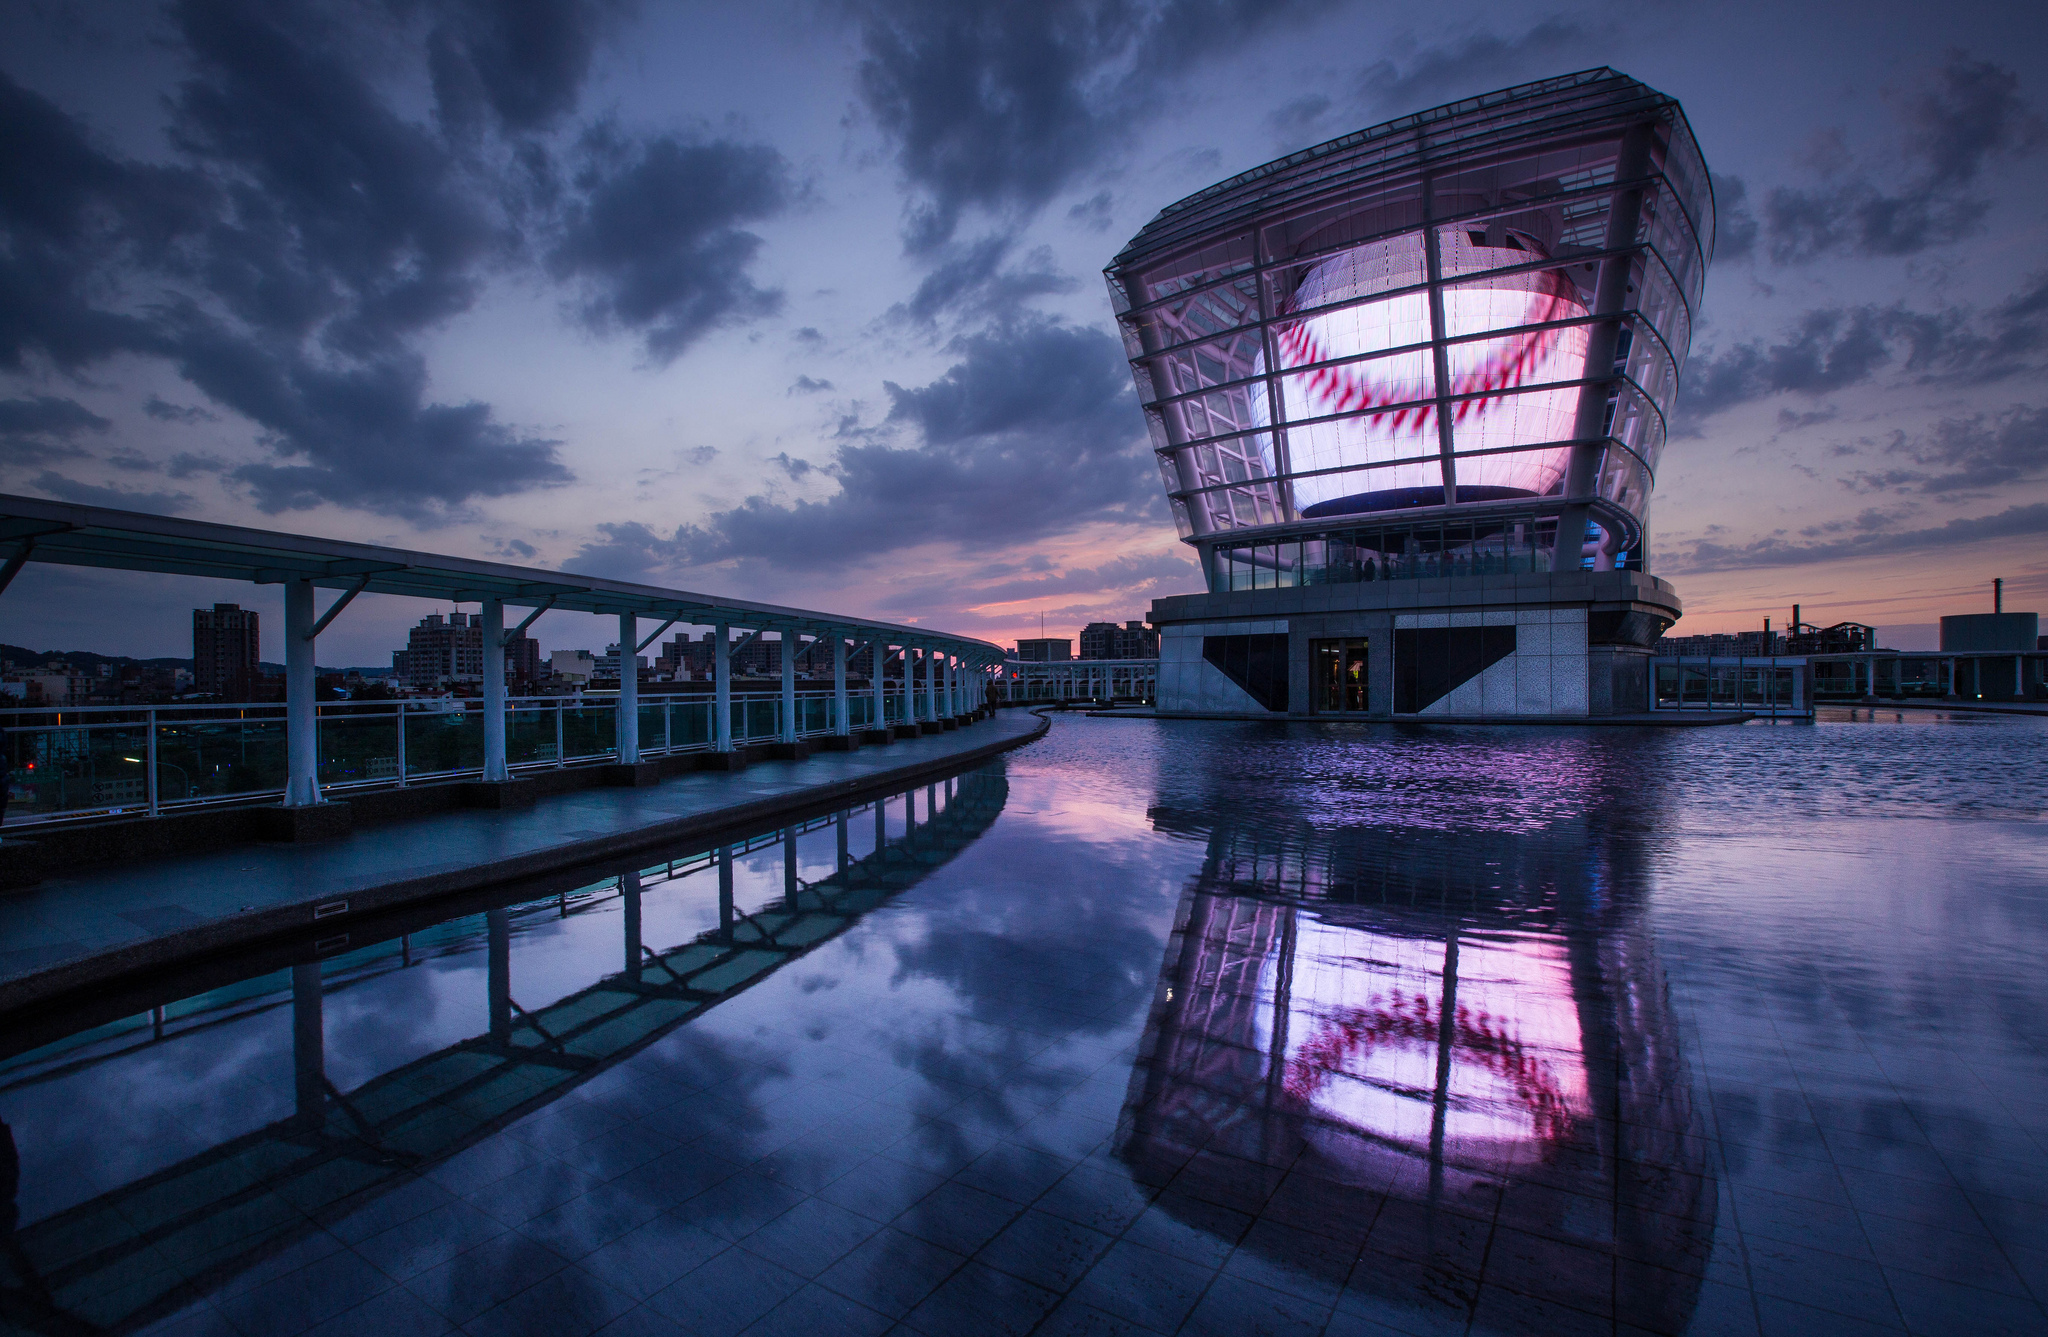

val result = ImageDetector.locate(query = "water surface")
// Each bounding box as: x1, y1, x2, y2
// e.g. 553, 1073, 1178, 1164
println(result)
1, 710, 2043, 1336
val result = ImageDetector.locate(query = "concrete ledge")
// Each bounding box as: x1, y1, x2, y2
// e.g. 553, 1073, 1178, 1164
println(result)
457, 780, 538, 809
253, 802, 354, 843
599, 762, 661, 787
0, 711, 1051, 1017
0, 841, 45, 893
695, 751, 748, 772
918, 721, 944, 735
813, 735, 858, 751
1110, 708, 1753, 727
760, 741, 812, 761
860, 729, 896, 745
891, 724, 922, 740
939, 719, 959, 732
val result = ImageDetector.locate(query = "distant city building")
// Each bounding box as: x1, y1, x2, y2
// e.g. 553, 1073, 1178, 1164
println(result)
393, 612, 539, 690
550, 649, 596, 684
192, 602, 260, 699
1016, 638, 1071, 662
595, 644, 650, 681
1079, 621, 1159, 660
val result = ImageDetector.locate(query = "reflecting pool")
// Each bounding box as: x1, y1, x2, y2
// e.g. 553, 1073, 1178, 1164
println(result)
1, 711, 2044, 1336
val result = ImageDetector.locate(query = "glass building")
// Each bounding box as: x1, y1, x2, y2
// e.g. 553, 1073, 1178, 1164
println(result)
1113, 70, 1715, 718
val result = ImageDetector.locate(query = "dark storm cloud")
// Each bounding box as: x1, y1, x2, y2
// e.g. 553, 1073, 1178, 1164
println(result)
1845, 406, 2048, 497
0, 1, 791, 518
1680, 276, 2048, 420
0, 395, 110, 466
850, 0, 1332, 254
143, 396, 219, 424
549, 127, 793, 364
569, 317, 1153, 577
427, 0, 631, 134
1355, 18, 1592, 120
891, 235, 1075, 325
1763, 50, 2044, 263
1659, 501, 2048, 575
1710, 174, 1759, 262
29, 470, 194, 514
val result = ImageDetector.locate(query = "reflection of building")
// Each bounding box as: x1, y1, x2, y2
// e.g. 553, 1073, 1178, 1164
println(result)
1121, 797, 1713, 1333
1109, 70, 1716, 718
1080, 620, 1160, 660
192, 602, 260, 699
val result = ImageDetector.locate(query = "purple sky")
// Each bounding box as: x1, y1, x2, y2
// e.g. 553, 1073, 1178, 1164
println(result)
3, 0, 2044, 664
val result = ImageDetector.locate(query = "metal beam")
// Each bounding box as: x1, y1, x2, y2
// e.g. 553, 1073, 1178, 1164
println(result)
635, 616, 679, 654
305, 575, 370, 641
506, 596, 556, 643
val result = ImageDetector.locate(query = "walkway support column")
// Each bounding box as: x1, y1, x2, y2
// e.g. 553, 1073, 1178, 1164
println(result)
714, 621, 732, 752
482, 598, 508, 782
923, 644, 938, 723
872, 644, 888, 737
617, 611, 639, 764
833, 634, 849, 735
285, 578, 318, 808
899, 646, 913, 730
781, 628, 798, 743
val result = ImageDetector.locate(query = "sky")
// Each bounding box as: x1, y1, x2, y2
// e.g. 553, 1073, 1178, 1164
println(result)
2, 0, 2045, 665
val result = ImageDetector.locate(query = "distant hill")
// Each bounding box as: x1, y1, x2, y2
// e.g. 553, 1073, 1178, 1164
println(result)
0, 645, 348, 676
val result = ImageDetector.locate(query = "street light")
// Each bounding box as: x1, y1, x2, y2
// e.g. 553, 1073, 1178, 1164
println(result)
122, 755, 193, 799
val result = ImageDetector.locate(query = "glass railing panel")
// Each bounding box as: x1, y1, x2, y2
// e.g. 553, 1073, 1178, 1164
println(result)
402, 707, 483, 779
562, 705, 616, 763
317, 709, 402, 787
507, 702, 561, 766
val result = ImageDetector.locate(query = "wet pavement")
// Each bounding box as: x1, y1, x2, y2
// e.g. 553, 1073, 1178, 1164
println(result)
0, 708, 2042, 1336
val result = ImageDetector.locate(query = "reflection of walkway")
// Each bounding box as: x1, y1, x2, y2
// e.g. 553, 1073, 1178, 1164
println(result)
0, 771, 1005, 1334
0, 710, 1044, 1013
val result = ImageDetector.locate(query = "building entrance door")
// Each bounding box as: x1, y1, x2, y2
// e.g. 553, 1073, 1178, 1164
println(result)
1312, 638, 1369, 712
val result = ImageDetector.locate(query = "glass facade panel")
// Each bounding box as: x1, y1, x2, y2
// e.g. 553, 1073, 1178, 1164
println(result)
1312, 638, 1370, 712
1112, 70, 1713, 572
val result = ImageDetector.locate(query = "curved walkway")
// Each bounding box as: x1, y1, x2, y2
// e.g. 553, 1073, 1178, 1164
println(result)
0, 711, 1048, 1013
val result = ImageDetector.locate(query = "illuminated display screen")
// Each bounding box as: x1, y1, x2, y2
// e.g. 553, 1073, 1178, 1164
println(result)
1254, 231, 1589, 516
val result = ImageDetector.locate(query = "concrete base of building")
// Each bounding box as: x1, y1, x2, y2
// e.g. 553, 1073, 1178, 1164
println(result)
918, 721, 944, 735
813, 734, 858, 751
860, 729, 896, 745
457, 779, 537, 809
254, 802, 354, 843
939, 719, 959, 732
697, 750, 749, 772
891, 724, 922, 740
599, 762, 661, 788
0, 841, 44, 892
761, 741, 813, 761
1149, 569, 1683, 722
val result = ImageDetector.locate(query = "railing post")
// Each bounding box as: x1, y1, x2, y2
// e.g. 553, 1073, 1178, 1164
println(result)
715, 621, 733, 752
555, 698, 565, 767
396, 701, 407, 785
146, 707, 159, 816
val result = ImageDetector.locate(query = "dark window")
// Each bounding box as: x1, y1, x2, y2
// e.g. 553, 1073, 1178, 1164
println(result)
1393, 625, 1516, 713
1202, 634, 1290, 712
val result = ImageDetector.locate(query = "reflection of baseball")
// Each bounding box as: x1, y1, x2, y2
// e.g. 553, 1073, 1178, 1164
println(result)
1252, 231, 1590, 510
